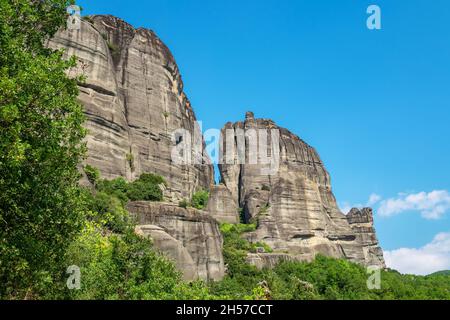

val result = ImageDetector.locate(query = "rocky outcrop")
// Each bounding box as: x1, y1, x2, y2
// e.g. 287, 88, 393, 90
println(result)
127, 202, 225, 281
347, 208, 386, 268
47, 15, 213, 201
135, 225, 198, 280
246, 253, 295, 270
206, 184, 240, 224
219, 112, 385, 267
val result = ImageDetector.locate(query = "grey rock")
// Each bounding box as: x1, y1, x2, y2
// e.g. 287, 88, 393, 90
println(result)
206, 184, 240, 224
127, 201, 225, 281
246, 253, 296, 270
219, 112, 385, 267
48, 15, 213, 202
135, 225, 198, 280
347, 208, 386, 268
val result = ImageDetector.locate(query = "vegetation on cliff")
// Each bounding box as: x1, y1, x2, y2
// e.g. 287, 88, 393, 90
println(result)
178, 189, 210, 210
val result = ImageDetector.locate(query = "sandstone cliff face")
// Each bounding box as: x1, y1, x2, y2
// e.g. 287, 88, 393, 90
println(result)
219, 112, 385, 267
48, 15, 213, 201
246, 253, 295, 270
206, 184, 240, 224
347, 208, 386, 267
135, 225, 198, 280
128, 202, 225, 281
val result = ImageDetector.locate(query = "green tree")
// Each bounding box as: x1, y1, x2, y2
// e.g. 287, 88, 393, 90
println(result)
0, 0, 86, 298
64, 221, 217, 300
84, 165, 100, 186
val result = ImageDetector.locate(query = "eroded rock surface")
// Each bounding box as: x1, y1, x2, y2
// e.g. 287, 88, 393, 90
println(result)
206, 184, 240, 224
135, 225, 198, 280
346, 208, 386, 267
246, 253, 295, 270
219, 112, 385, 267
48, 15, 213, 201
127, 202, 225, 281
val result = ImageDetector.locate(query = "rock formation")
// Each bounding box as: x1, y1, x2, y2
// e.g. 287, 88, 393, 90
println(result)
246, 253, 295, 270
128, 202, 225, 281
48, 14, 385, 279
47, 15, 213, 201
346, 208, 386, 267
206, 184, 240, 224
135, 225, 198, 280
219, 112, 385, 268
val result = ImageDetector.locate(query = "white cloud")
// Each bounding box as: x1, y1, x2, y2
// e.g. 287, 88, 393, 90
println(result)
378, 190, 450, 219
367, 193, 382, 206
384, 232, 450, 275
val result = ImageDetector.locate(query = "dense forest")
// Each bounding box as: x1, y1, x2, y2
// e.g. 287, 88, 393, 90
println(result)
1, 0, 449, 300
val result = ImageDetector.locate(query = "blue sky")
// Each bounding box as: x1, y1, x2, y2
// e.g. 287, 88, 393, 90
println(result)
77, 0, 450, 274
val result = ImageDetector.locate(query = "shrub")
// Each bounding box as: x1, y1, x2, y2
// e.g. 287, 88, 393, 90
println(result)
84, 165, 100, 185
85, 170, 166, 204
137, 173, 167, 186
191, 189, 209, 210
238, 208, 246, 224
82, 190, 129, 233
179, 199, 189, 208
252, 242, 273, 253
127, 180, 163, 202
235, 223, 257, 233
220, 223, 256, 235
126, 153, 134, 171
65, 222, 183, 300
97, 177, 128, 204
219, 223, 259, 278
81, 171, 167, 234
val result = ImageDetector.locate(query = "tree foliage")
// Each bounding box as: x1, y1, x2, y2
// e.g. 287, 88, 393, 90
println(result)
126, 173, 165, 202
64, 222, 184, 300
0, 0, 86, 299
210, 225, 450, 300
66, 172, 214, 300
191, 189, 209, 210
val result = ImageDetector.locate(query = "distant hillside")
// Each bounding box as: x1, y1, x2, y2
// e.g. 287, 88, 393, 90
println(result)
430, 270, 450, 276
